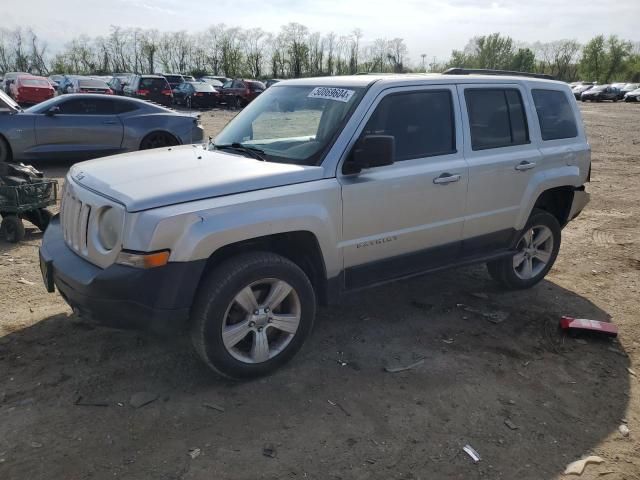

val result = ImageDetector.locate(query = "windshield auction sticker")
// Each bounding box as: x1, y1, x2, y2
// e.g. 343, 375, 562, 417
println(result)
308, 87, 355, 103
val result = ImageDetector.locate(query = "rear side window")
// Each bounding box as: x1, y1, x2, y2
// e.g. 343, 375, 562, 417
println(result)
465, 89, 529, 150
531, 89, 578, 141
363, 90, 456, 161
140, 78, 169, 89
58, 98, 115, 115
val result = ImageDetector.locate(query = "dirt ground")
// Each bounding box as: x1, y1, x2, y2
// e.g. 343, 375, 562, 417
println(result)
1, 103, 639, 480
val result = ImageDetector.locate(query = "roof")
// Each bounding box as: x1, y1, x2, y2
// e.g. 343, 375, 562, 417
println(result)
277, 73, 568, 89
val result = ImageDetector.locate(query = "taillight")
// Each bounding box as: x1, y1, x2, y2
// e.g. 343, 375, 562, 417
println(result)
137, 89, 149, 96
195, 92, 203, 96
106, 89, 114, 95
162, 89, 172, 96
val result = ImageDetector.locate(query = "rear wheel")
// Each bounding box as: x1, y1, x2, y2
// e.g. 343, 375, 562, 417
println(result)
140, 132, 179, 150
186, 96, 192, 109
191, 252, 316, 379
233, 96, 242, 110
487, 209, 561, 289
1, 215, 25, 243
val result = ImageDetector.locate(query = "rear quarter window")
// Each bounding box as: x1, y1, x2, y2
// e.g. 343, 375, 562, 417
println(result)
531, 89, 578, 141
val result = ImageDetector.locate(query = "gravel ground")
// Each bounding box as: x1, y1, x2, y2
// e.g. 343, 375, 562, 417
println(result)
0, 103, 639, 480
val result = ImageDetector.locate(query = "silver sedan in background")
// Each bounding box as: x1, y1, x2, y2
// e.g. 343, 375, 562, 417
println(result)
0, 91, 204, 163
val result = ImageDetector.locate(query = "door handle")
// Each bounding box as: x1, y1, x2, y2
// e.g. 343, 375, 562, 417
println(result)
102, 120, 117, 125
515, 161, 536, 171
433, 173, 462, 185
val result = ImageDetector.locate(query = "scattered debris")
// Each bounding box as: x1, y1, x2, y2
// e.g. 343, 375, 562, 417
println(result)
462, 444, 481, 463
202, 403, 225, 413
262, 445, 277, 458
457, 304, 509, 324
74, 396, 109, 407
384, 359, 425, 373
618, 424, 630, 437
598, 471, 616, 476
188, 448, 201, 459
560, 316, 618, 337
129, 392, 158, 409
470, 292, 489, 300
504, 419, 519, 430
327, 399, 351, 417
627, 368, 637, 377
411, 300, 433, 311
337, 351, 348, 367
30, 441, 43, 448
564, 456, 605, 475
365, 458, 376, 464
17, 278, 35, 286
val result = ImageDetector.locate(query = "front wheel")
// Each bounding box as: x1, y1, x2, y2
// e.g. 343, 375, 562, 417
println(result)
140, 132, 179, 150
191, 252, 316, 379
1, 215, 25, 243
487, 209, 561, 289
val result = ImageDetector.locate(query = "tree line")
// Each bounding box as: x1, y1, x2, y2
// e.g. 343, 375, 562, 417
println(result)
0, 25, 638, 83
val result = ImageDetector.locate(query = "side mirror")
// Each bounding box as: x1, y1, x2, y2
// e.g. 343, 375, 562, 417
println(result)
344, 135, 395, 174
46, 106, 60, 116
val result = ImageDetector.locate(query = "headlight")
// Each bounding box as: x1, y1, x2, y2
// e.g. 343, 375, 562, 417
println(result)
97, 207, 123, 251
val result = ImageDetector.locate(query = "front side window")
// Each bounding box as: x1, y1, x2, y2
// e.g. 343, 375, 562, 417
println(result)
465, 88, 529, 150
58, 98, 115, 115
531, 89, 578, 141
212, 85, 365, 165
361, 90, 456, 161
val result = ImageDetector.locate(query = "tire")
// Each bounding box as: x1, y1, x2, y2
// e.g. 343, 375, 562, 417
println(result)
487, 209, 561, 290
0, 136, 11, 163
1, 215, 25, 243
233, 96, 242, 110
186, 96, 192, 109
191, 252, 316, 379
24, 208, 52, 232
140, 132, 179, 150
613, 98, 618, 103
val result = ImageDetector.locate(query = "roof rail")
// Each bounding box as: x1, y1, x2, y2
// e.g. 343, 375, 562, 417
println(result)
443, 68, 555, 80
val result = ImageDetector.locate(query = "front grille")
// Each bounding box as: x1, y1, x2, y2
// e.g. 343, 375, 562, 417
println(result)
60, 186, 92, 255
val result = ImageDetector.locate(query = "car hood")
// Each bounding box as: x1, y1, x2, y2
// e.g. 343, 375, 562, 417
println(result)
0, 89, 20, 112
70, 145, 325, 212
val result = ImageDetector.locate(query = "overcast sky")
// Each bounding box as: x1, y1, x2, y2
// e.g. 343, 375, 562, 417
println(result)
3, 0, 639, 63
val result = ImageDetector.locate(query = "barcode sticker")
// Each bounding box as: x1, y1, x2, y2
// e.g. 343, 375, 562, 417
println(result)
308, 87, 355, 103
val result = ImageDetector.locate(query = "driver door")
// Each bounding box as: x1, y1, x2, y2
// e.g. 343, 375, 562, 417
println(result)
339, 86, 468, 289
34, 97, 124, 160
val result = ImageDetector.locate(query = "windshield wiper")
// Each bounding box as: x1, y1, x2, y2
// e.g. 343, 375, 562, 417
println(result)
214, 142, 267, 161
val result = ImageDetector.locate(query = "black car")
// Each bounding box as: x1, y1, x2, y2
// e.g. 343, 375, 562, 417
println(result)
124, 75, 173, 106
581, 85, 620, 102
161, 73, 186, 90
108, 75, 131, 95
619, 83, 640, 99
173, 82, 220, 108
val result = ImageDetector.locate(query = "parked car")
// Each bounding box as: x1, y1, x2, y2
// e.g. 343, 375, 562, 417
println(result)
183, 75, 196, 82
623, 88, 640, 102
10, 75, 56, 105
38, 71, 590, 378
173, 82, 220, 108
619, 83, 640, 99
124, 75, 173, 106
581, 85, 620, 102
198, 78, 224, 88
57, 75, 82, 94
265, 79, 283, 88
220, 79, 266, 109
161, 73, 186, 90
0, 91, 203, 163
107, 75, 131, 95
48, 74, 64, 89
572, 84, 593, 99
201, 75, 230, 84
67, 77, 113, 95
3, 72, 29, 94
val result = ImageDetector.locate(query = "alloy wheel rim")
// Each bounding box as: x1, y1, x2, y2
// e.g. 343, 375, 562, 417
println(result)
221, 278, 301, 364
513, 225, 554, 280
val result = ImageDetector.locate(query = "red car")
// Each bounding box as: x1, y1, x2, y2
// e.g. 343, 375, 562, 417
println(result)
220, 79, 266, 109
11, 75, 55, 105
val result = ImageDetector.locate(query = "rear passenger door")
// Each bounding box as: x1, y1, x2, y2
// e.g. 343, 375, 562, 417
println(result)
340, 86, 468, 289
457, 84, 541, 255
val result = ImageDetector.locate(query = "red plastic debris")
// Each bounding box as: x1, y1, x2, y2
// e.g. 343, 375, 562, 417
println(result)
560, 316, 618, 337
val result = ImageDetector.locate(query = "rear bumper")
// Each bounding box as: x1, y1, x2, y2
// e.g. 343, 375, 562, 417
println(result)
568, 186, 590, 221
39, 216, 206, 334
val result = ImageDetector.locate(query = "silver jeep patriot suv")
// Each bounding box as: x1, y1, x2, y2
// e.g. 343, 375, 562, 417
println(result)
39, 70, 590, 378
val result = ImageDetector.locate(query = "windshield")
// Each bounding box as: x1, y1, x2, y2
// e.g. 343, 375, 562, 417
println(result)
211, 85, 365, 166
79, 79, 108, 88
21, 78, 50, 87
590, 85, 607, 91
164, 75, 183, 83
192, 83, 214, 92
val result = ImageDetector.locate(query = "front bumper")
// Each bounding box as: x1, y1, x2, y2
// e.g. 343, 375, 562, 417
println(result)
568, 186, 590, 222
39, 216, 206, 334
